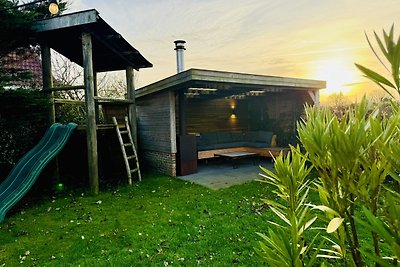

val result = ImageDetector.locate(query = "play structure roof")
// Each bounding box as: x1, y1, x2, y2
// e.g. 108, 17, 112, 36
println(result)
136, 68, 326, 99
33, 9, 152, 72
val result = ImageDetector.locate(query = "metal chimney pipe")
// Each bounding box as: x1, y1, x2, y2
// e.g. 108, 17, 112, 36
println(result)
174, 40, 186, 73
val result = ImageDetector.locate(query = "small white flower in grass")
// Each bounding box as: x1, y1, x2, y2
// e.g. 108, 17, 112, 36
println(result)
96, 200, 102, 205
81, 235, 85, 240
139, 233, 142, 236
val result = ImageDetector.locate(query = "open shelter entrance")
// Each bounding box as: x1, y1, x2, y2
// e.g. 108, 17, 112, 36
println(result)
136, 68, 325, 177
33, 9, 152, 194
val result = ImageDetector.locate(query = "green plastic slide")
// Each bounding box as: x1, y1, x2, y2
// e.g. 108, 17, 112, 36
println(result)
0, 122, 77, 223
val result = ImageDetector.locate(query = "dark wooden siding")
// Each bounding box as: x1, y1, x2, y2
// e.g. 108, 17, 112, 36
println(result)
184, 90, 310, 145
184, 98, 248, 133
137, 91, 176, 153
262, 91, 307, 133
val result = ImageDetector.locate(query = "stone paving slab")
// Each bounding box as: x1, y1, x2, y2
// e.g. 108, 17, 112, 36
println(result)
178, 158, 275, 190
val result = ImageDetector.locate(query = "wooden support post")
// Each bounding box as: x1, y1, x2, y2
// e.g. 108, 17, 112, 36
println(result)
169, 91, 177, 154
126, 66, 137, 146
314, 90, 320, 107
82, 32, 99, 194
93, 72, 100, 123
41, 43, 59, 183
178, 90, 186, 136
41, 44, 55, 123
307, 90, 320, 107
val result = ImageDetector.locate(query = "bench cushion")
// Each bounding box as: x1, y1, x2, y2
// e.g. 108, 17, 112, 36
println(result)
197, 130, 273, 151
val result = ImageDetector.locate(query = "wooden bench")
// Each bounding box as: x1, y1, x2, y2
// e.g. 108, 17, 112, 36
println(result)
198, 146, 290, 160
196, 131, 290, 160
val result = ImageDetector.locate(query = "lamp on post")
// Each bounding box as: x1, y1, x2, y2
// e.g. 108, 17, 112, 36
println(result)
48, 0, 58, 15
0, 0, 59, 14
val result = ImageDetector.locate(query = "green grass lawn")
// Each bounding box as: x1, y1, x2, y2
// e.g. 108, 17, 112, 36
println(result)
0, 173, 273, 266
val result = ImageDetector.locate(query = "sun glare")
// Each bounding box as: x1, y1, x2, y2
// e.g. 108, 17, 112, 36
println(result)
313, 58, 357, 95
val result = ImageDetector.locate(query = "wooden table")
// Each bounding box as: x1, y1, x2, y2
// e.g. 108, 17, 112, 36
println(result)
214, 152, 259, 169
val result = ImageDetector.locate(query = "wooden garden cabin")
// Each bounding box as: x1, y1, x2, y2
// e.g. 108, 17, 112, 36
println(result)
135, 68, 325, 177
33, 9, 152, 194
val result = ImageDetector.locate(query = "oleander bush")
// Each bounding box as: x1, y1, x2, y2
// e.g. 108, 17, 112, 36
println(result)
258, 25, 400, 266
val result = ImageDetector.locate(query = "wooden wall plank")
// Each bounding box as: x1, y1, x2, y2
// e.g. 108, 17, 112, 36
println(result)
185, 91, 308, 137
185, 98, 248, 133
137, 91, 175, 153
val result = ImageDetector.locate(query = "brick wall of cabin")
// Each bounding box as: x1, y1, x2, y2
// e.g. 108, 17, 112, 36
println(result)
140, 150, 177, 176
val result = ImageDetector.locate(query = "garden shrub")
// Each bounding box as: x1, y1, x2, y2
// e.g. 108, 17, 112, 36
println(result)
258, 24, 400, 267
258, 99, 400, 266
0, 89, 50, 178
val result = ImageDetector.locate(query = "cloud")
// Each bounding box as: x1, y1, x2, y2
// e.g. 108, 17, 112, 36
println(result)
65, 0, 400, 90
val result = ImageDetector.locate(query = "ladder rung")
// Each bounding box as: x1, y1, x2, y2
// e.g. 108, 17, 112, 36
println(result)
113, 116, 141, 183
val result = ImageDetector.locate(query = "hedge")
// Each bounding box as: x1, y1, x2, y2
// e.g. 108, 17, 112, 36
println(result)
0, 89, 50, 178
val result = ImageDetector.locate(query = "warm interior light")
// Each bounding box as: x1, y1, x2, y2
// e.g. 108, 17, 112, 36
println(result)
48, 0, 59, 15
230, 108, 237, 119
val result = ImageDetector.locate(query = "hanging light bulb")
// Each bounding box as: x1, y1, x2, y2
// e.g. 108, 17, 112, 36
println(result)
48, 0, 59, 15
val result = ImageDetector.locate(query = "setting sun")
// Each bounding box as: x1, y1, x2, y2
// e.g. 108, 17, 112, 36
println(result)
312, 57, 358, 96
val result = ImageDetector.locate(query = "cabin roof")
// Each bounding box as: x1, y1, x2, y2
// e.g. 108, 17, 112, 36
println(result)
136, 68, 326, 99
33, 9, 152, 72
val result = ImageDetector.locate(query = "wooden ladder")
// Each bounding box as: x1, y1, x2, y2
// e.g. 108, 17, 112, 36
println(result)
112, 116, 141, 184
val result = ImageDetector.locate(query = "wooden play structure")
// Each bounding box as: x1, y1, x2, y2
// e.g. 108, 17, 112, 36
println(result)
33, 9, 152, 194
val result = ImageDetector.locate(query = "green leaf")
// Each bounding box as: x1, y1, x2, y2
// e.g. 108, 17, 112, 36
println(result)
359, 248, 395, 267
270, 206, 291, 226
305, 236, 326, 267
375, 30, 391, 64
326, 217, 344, 233
355, 63, 396, 89
260, 198, 286, 210
366, 31, 390, 72
299, 216, 317, 236
309, 205, 339, 216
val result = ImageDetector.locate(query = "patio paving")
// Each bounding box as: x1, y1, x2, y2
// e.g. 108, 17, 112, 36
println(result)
178, 157, 275, 190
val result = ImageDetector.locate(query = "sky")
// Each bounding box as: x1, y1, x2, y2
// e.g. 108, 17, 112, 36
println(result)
67, 0, 400, 103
